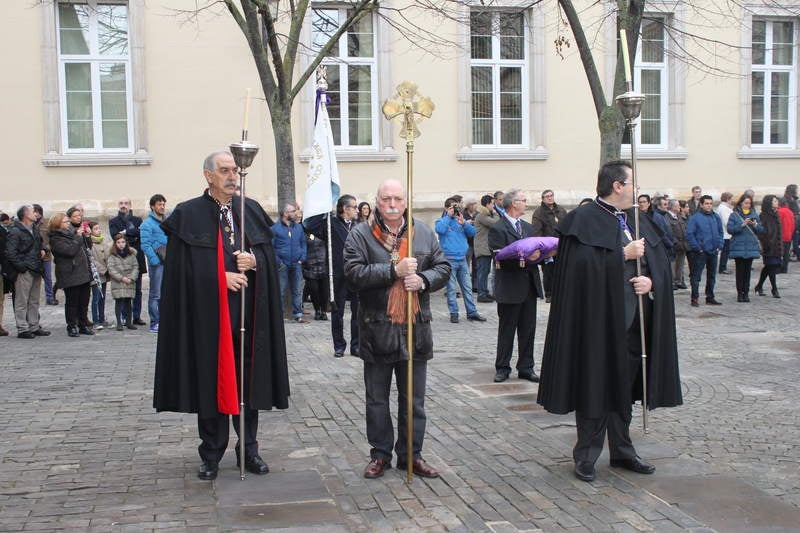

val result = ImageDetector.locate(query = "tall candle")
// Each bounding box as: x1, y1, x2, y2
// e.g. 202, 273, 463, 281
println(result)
242, 88, 251, 132
619, 29, 632, 83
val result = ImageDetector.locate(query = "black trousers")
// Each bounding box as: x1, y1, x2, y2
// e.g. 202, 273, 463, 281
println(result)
574, 302, 647, 465
304, 277, 329, 313
63, 283, 91, 328
364, 360, 427, 462
495, 285, 537, 374
541, 260, 556, 298
331, 278, 359, 353
197, 327, 259, 462
734, 258, 754, 295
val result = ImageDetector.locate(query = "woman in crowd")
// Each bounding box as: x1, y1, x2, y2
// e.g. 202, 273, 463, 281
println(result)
726, 194, 762, 302
88, 222, 112, 329
357, 201, 371, 223
302, 232, 329, 321
754, 194, 783, 298
49, 212, 94, 337
107, 233, 139, 331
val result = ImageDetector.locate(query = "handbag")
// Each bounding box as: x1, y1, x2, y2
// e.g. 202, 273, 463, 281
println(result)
155, 245, 167, 263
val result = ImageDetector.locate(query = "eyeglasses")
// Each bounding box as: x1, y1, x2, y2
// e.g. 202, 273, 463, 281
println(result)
217, 166, 240, 176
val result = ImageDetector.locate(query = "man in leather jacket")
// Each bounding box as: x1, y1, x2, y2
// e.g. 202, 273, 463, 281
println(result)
344, 179, 450, 480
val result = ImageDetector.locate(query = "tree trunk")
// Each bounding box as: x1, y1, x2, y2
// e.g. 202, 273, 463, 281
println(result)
599, 105, 627, 164
270, 106, 296, 211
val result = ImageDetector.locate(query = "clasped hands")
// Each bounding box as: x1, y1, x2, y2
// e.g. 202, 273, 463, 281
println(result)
225, 251, 256, 291
623, 238, 652, 295
395, 257, 424, 292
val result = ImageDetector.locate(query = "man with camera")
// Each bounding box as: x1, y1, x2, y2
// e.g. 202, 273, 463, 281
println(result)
435, 197, 486, 324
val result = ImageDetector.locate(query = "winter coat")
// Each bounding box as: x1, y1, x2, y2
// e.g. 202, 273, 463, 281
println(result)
727, 209, 763, 259
107, 250, 139, 299
434, 214, 475, 260
49, 228, 93, 289
109, 212, 146, 275
5, 221, 44, 275
302, 233, 328, 280
666, 212, 687, 253
271, 220, 307, 265
778, 206, 796, 242
758, 211, 782, 258
90, 237, 112, 281
140, 212, 168, 267
531, 202, 567, 238
686, 210, 724, 254
344, 219, 450, 364
37, 221, 53, 261
473, 205, 499, 257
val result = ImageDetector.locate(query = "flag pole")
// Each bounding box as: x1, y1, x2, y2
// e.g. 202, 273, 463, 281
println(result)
230, 90, 260, 480
316, 72, 337, 314
382, 82, 435, 483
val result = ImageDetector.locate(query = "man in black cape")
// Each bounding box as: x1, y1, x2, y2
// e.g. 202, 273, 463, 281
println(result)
537, 160, 682, 483
153, 150, 290, 481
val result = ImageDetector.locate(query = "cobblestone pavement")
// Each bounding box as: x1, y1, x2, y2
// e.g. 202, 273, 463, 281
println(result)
0, 264, 798, 532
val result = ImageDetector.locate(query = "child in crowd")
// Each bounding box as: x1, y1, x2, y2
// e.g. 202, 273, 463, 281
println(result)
88, 222, 112, 329
107, 233, 139, 331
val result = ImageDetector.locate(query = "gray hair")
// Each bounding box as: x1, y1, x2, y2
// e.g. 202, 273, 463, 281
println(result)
375, 179, 406, 202
203, 150, 232, 173
668, 199, 679, 211
503, 189, 522, 211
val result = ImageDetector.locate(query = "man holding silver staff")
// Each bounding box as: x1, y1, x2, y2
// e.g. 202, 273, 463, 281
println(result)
537, 160, 682, 483
344, 179, 450, 479
153, 150, 290, 481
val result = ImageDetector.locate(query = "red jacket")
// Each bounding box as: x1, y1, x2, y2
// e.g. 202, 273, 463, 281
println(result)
778, 206, 795, 241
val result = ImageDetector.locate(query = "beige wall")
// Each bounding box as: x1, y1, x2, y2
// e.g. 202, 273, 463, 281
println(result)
2, 1, 794, 222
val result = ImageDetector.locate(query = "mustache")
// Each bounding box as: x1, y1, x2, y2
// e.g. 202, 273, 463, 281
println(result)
223, 180, 237, 187
384, 208, 401, 214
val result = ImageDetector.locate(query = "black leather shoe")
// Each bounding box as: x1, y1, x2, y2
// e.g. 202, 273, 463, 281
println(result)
67, 326, 80, 338
32, 329, 51, 336
772, 288, 781, 298
476, 296, 494, 303
575, 461, 595, 482
705, 298, 722, 306
133, 318, 147, 326
78, 326, 95, 335
450, 314, 459, 323
17, 331, 36, 339
334, 350, 344, 358
690, 299, 699, 307
493, 371, 509, 383
238, 454, 269, 475
467, 313, 486, 322
610, 456, 655, 475
518, 372, 540, 383
198, 460, 219, 480
350, 348, 359, 356
754, 286, 765, 296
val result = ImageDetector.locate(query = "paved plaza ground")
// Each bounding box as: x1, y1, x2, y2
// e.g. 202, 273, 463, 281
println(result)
0, 265, 799, 532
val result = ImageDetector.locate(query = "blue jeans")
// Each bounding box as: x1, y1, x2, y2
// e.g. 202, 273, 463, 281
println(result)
148, 264, 163, 325
278, 262, 304, 317
91, 282, 107, 324
446, 257, 477, 317
43, 260, 55, 300
475, 256, 492, 298
690, 251, 718, 300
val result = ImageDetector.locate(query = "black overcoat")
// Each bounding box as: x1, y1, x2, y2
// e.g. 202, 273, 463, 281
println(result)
537, 202, 682, 418
153, 194, 290, 417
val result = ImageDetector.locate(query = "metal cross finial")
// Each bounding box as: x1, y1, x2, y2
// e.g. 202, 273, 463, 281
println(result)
382, 81, 435, 141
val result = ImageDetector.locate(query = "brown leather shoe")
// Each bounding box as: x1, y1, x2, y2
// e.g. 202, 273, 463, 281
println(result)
397, 458, 440, 478
0, 326, 9, 337
363, 458, 391, 479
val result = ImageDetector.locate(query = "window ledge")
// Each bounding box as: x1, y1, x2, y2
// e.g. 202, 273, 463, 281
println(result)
621, 148, 688, 160
298, 148, 398, 163
456, 147, 549, 161
42, 152, 153, 167
737, 148, 800, 159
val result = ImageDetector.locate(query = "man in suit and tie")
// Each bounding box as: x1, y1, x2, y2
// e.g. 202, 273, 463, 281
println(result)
488, 189, 543, 383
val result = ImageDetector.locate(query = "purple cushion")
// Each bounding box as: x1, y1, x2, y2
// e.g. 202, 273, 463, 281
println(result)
495, 237, 559, 265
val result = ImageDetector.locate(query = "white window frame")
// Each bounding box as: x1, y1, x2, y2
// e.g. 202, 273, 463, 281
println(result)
57, 1, 133, 154
606, 2, 687, 159
299, 2, 396, 163
42, 0, 151, 166
748, 19, 797, 150
739, 3, 800, 159
457, 0, 547, 161
633, 14, 669, 149
469, 10, 529, 150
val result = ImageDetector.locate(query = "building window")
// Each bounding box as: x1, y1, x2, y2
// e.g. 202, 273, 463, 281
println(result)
636, 16, 668, 147
57, 1, 132, 152
751, 19, 796, 147
312, 8, 377, 149
469, 10, 527, 147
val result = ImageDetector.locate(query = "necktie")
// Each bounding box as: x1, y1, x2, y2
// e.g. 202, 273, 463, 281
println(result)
515, 220, 522, 237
